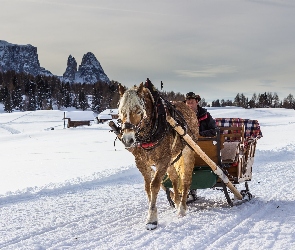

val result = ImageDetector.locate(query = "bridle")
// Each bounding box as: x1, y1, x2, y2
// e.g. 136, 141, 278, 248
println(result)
117, 87, 167, 149
119, 113, 152, 138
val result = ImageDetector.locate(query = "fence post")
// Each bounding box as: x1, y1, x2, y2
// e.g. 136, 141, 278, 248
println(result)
64, 112, 66, 129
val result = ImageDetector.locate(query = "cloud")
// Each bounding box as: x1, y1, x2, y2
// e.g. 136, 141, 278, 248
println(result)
259, 79, 277, 86
18, 0, 167, 15
246, 0, 295, 8
175, 65, 238, 78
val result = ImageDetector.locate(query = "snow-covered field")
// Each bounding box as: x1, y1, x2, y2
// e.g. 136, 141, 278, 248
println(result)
1, 106, 295, 249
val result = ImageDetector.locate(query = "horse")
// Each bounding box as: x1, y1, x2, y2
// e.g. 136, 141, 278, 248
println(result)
116, 80, 199, 230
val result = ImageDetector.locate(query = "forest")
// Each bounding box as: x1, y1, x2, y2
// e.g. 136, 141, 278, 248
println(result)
0, 70, 294, 113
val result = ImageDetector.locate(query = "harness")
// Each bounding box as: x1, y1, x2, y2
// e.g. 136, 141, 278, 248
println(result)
114, 79, 195, 154
134, 80, 170, 150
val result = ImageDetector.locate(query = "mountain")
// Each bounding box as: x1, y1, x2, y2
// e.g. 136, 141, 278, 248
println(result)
0, 40, 52, 76
0, 40, 110, 83
62, 55, 77, 82
62, 52, 110, 84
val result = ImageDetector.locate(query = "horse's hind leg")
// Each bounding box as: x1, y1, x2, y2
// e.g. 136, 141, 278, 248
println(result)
178, 147, 195, 216
167, 163, 181, 209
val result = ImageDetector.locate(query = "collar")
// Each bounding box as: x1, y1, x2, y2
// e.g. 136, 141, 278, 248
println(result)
198, 113, 208, 122
138, 141, 159, 150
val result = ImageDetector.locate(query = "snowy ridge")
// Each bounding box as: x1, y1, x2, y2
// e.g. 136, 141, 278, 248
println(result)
1, 107, 295, 249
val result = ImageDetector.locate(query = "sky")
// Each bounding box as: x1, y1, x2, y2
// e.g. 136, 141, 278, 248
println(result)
1, 0, 295, 102
1, 106, 295, 248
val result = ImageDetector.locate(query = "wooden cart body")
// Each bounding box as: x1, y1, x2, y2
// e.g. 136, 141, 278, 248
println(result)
162, 118, 262, 204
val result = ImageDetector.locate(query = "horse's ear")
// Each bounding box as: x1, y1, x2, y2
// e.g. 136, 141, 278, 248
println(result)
118, 83, 126, 97
137, 82, 144, 95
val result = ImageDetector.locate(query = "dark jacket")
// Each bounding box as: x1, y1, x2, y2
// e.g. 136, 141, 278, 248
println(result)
197, 106, 216, 137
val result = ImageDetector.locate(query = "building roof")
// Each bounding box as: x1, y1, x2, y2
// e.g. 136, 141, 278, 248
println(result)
97, 114, 112, 119
65, 111, 94, 121
99, 109, 118, 115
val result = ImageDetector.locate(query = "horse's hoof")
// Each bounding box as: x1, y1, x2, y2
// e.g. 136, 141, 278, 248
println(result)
146, 221, 158, 230
177, 207, 187, 217
177, 212, 186, 218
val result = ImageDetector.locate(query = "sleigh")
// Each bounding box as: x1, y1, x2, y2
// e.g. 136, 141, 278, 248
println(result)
162, 117, 262, 206
109, 80, 265, 229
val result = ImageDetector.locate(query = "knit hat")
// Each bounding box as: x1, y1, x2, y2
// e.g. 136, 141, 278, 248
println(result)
185, 92, 201, 102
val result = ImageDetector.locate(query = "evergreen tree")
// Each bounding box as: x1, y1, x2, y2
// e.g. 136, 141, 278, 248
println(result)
247, 99, 255, 109
273, 92, 280, 108
266, 92, 274, 107
78, 87, 89, 110
240, 93, 247, 108
92, 85, 102, 112
258, 92, 268, 107
221, 99, 233, 107
0, 86, 9, 103
27, 81, 37, 111
250, 93, 258, 108
11, 84, 23, 110
62, 82, 72, 108
212, 99, 221, 107
233, 93, 241, 107
282, 94, 294, 109
4, 92, 13, 113
36, 76, 47, 109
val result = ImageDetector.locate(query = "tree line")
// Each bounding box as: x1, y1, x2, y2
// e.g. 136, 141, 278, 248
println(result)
210, 92, 295, 109
0, 70, 294, 113
0, 71, 120, 113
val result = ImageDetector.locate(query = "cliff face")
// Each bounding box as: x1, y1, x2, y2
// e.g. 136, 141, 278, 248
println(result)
0, 40, 110, 84
0, 40, 52, 76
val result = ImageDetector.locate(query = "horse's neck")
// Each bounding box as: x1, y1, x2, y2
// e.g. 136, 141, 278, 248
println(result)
144, 93, 156, 122
136, 94, 155, 138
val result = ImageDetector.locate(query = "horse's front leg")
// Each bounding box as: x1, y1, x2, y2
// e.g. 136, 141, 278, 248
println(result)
146, 165, 168, 230
136, 160, 152, 203
135, 158, 158, 229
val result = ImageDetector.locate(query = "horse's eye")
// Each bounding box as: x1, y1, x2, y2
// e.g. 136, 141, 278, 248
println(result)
137, 110, 142, 115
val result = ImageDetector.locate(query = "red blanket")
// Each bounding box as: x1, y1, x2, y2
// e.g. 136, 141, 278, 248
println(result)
215, 118, 263, 140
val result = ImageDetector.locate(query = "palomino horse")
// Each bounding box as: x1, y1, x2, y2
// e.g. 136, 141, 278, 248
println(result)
116, 80, 199, 230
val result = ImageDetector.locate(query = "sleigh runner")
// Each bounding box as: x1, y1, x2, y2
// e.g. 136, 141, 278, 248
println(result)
162, 117, 262, 206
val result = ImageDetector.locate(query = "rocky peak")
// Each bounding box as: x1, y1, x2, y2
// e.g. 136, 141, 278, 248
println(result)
75, 52, 110, 84
62, 55, 77, 83
0, 40, 52, 76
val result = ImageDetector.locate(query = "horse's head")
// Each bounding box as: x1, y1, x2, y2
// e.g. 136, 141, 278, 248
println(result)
117, 82, 154, 148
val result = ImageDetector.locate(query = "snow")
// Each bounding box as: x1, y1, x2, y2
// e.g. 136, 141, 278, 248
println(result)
99, 109, 118, 115
65, 111, 95, 121
1, 106, 295, 249
97, 109, 118, 120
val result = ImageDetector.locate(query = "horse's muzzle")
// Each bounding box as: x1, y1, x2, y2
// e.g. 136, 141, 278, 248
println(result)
122, 132, 136, 148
